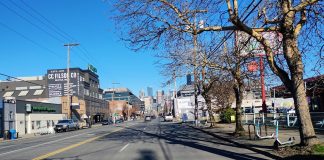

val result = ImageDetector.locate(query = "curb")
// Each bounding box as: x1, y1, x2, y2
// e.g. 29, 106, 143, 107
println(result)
189, 125, 283, 160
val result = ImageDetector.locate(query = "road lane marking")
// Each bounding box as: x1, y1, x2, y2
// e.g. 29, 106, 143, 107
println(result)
0, 132, 89, 157
119, 143, 129, 152
33, 126, 129, 160
0, 144, 15, 150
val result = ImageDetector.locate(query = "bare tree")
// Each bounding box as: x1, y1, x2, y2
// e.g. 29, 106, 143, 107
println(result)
224, 0, 322, 146
112, 0, 323, 145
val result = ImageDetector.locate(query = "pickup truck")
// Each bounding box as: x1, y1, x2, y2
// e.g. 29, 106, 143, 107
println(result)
164, 115, 173, 122
54, 119, 79, 132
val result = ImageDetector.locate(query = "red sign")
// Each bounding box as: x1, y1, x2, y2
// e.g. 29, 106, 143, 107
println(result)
248, 61, 258, 72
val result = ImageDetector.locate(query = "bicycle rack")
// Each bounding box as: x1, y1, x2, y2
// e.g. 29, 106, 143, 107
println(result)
255, 120, 275, 139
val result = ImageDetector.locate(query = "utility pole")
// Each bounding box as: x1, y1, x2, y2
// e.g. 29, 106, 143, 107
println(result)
192, 10, 207, 127
64, 43, 79, 119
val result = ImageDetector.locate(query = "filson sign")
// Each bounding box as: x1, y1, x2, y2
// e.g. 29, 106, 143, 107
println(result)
32, 106, 56, 112
47, 69, 84, 97
88, 64, 97, 73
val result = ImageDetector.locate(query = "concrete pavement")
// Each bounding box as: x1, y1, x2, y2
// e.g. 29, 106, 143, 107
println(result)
190, 122, 324, 159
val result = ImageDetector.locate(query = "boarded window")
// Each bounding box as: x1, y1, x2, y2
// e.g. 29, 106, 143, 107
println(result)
18, 90, 29, 96
3, 91, 14, 97
34, 90, 44, 95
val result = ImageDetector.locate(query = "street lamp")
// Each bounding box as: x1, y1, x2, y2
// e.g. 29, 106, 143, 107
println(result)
64, 43, 79, 119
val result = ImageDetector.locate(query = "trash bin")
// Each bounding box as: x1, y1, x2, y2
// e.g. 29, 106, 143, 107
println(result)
4, 130, 10, 140
9, 129, 16, 140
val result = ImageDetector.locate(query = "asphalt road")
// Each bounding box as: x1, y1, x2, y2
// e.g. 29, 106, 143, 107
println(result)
0, 118, 274, 160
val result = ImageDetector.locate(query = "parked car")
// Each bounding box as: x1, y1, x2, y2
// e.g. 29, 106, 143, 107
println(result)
54, 119, 79, 132
102, 119, 112, 125
267, 108, 275, 113
115, 118, 124, 123
164, 114, 173, 122
244, 108, 254, 113
145, 115, 151, 122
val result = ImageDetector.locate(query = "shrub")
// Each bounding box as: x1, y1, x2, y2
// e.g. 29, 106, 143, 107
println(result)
221, 108, 235, 123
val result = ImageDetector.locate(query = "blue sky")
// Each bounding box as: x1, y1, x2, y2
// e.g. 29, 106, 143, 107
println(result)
0, 0, 176, 96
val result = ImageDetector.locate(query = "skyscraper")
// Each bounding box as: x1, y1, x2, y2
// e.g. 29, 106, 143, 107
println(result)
186, 74, 192, 85
139, 89, 145, 99
147, 86, 153, 97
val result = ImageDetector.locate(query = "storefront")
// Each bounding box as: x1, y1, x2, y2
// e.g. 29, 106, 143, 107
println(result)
1, 98, 66, 138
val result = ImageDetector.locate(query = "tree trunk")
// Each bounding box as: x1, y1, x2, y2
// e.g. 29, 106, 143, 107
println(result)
205, 97, 216, 127
284, 38, 318, 146
233, 81, 245, 136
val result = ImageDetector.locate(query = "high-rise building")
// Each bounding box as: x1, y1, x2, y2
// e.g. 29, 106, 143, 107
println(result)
156, 90, 164, 105
147, 87, 153, 97
186, 74, 192, 85
139, 89, 145, 99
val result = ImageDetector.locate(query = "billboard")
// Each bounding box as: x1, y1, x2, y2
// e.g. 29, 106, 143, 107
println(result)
47, 69, 84, 97
237, 31, 283, 56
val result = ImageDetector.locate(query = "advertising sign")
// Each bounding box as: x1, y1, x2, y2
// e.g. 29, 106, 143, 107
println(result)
237, 31, 283, 56
47, 69, 84, 97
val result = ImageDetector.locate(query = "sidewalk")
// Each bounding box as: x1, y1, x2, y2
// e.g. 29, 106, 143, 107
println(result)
0, 123, 104, 142
189, 123, 324, 159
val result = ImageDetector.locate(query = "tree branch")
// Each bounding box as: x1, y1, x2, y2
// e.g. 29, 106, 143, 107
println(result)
293, 0, 319, 12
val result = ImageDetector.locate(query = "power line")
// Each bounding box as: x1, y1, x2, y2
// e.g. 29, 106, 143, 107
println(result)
9, 0, 73, 42
18, 0, 108, 72
1, 0, 111, 83
1, 0, 95, 67
0, 21, 63, 59
0, 72, 47, 87
0, 1, 66, 43
210, 0, 262, 55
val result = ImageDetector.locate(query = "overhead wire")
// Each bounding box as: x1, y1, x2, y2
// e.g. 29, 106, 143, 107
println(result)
0, 21, 63, 60
18, 0, 110, 75
209, 0, 262, 56
0, 72, 47, 87
1, 0, 95, 67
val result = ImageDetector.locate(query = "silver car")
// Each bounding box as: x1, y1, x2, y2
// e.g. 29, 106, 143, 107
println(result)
54, 119, 79, 132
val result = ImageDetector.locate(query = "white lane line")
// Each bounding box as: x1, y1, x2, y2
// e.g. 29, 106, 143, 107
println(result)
119, 143, 129, 152
0, 144, 15, 150
0, 129, 98, 156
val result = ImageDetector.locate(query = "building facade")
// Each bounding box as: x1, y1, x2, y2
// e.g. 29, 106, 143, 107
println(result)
0, 98, 65, 138
47, 68, 108, 123
0, 67, 109, 125
103, 88, 144, 115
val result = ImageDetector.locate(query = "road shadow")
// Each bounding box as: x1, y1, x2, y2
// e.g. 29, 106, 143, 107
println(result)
98, 122, 274, 160
135, 149, 158, 160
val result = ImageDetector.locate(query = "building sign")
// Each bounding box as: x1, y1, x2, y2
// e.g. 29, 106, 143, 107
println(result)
237, 31, 283, 56
88, 64, 97, 73
26, 104, 32, 113
32, 106, 56, 112
47, 69, 84, 97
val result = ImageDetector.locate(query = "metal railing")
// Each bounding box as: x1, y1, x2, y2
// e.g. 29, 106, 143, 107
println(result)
242, 112, 324, 130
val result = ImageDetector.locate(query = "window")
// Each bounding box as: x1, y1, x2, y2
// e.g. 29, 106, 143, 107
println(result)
36, 121, 41, 129
29, 86, 42, 89
32, 121, 35, 130
18, 90, 29, 96
34, 89, 44, 95
3, 91, 14, 97
16, 86, 27, 90
47, 120, 51, 128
